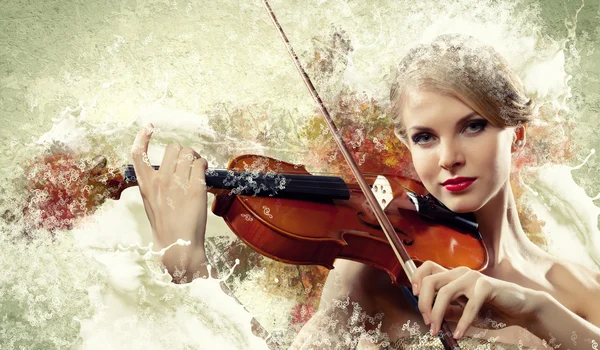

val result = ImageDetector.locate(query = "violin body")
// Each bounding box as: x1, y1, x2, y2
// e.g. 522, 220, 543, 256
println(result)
210, 154, 488, 287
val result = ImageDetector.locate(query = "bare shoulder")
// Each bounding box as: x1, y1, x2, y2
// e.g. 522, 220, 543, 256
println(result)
546, 259, 600, 293
545, 259, 600, 320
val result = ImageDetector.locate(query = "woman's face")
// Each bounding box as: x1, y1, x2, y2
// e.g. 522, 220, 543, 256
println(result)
401, 89, 515, 213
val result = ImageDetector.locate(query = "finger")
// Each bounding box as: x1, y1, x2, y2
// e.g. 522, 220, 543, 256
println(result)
175, 148, 198, 183
131, 124, 155, 186
429, 279, 466, 334
412, 260, 446, 295
158, 142, 182, 180
416, 266, 466, 315
453, 292, 487, 339
190, 156, 208, 192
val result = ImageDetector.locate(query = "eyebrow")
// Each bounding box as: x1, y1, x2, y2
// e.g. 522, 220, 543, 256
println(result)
407, 112, 479, 134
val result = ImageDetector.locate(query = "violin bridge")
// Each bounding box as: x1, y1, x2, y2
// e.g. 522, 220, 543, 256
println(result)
372, 175, 393, 211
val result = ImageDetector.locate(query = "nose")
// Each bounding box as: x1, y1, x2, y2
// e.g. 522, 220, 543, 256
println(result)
438, 139, 465, 170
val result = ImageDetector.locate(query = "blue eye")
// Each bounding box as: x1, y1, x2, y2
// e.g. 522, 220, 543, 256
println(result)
464, 120, 488, 134
410, 119, 488, 145
412, 133, 434, 145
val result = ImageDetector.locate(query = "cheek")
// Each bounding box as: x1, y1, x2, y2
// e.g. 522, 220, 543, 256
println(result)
479, 139, 512, 181
410, 151, 439, 188
497, 147, 514, 177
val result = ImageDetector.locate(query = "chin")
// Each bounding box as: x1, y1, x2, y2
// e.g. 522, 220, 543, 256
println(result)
438, 195, 483, 214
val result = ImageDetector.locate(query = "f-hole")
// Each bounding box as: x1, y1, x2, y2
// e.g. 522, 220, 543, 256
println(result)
356, 212, 415, 246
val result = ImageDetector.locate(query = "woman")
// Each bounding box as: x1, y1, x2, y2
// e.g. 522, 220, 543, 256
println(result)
130, 34, 600, 349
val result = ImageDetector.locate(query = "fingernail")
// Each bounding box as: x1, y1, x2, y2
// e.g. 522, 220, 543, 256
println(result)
421, 313, 430, 325
430, 323, 436, 335
453, 328, 462, 339
412, 283, 417, 294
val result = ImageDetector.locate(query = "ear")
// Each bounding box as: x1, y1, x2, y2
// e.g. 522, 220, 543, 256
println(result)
511, 124, 527, 153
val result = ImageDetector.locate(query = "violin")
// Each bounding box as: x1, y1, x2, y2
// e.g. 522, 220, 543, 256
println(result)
21, 141, 486, 350
103, 153, 488, 288
22, 149, 485, 349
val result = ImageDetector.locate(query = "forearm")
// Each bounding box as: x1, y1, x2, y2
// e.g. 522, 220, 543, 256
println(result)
527, 291, 600, 349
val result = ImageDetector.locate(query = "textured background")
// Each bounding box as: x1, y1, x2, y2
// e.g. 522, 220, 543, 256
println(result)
1, 0, 599, 349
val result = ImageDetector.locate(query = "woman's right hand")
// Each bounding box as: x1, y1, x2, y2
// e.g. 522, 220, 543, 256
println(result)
131, 123, 210, 283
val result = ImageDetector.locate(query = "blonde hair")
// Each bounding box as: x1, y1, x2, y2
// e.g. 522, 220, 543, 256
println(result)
390, 33, 534, 141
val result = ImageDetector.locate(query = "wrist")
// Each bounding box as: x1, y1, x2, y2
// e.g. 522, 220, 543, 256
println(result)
186, 247, 211, 281
522, 289, 552, 328
162, 245, 209, 283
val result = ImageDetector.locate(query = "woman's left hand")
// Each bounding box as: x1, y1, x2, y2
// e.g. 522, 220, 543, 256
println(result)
412, 260, 544, 339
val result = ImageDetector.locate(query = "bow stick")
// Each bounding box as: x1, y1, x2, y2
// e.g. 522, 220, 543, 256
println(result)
260, 1, 460, 349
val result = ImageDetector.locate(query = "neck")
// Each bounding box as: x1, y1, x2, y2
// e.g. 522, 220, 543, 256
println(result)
473, 181, 539, 271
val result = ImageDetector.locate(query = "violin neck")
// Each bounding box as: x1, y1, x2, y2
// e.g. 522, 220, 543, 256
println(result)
121, 165, 350, 201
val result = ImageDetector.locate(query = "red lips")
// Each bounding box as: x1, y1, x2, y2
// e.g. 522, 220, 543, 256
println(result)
442, 177, 476, 192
